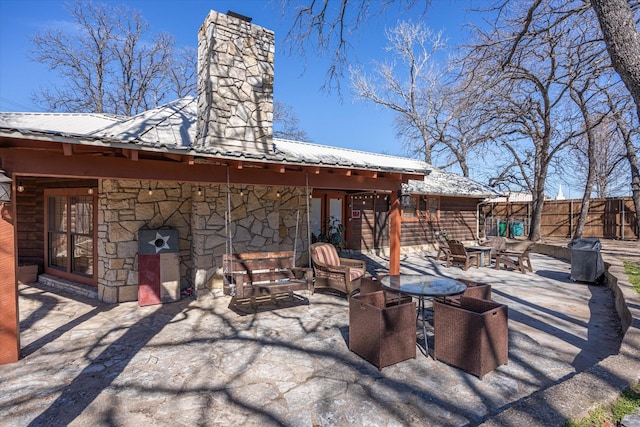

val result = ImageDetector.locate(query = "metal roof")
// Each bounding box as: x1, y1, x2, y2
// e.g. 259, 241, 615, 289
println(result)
0, 97, 499, 197
91, 97, 196, 148
488, 192, 535, 203
403, 169, 501, 198
0, 111, 122, 135
272, 138, 428, 173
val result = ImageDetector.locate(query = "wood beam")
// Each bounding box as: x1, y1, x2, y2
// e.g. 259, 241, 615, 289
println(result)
389, 191, 401, 275
162, 153, 183, 162
0, 201, 19, 364
1, 148, 414, 192
122, 149, 139, 161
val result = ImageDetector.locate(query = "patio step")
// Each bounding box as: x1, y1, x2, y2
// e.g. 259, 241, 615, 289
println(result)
37, 274, 99, 300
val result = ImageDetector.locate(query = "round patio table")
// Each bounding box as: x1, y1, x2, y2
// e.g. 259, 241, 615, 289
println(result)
380, 275, 467, 356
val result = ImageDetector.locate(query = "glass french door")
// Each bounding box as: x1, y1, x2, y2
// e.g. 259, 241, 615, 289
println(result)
310, 192, 344, 245
45, 189, 96, 285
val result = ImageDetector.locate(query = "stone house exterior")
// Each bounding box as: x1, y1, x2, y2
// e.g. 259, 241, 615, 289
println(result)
0, 10, 493, 364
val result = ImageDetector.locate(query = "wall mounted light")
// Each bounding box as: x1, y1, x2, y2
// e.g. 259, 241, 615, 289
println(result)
17, 181, 24, 193
0, 169, 12, 202
197, 186, 203, 196
88, 188, 94, 195
148, 182, 153, 195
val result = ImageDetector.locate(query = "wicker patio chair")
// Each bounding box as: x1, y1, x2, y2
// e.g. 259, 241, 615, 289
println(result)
349, 291, 416, 369
445, 278, 492, 304
447, 240, 480, 270
310, 242, 366, 295
433, 296, 508, 379
358, 276, 413, 306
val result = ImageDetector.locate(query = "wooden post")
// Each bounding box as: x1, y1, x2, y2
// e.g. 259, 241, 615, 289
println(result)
0, 200, 19, 364
389, 191, 401, 275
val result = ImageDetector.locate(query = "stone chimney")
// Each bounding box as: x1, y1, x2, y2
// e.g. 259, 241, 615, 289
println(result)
196, 10, 274, 153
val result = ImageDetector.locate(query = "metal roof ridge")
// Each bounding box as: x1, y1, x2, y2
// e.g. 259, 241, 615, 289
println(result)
272, 137, 432, 166
89, 97, 196, 137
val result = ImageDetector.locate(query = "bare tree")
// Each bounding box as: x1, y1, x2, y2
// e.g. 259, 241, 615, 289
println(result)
568, 120, 628, 198
282, 0, 429, 92
562, 15, 614, 238
273, 101, 311, 141
607, 90, 640, 237
463, 4, 588, 241
350, 21, 452, 165
30, 0, 195, 115
168, 46, 197, 99
282, 0, 640, 237
496, 0, 640, 237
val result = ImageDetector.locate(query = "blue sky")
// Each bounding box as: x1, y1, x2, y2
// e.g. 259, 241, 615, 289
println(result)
4, 1, 584, 199
0, 0, 480, 159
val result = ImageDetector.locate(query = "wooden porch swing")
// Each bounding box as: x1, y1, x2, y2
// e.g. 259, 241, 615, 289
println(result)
222, 169, 313, 302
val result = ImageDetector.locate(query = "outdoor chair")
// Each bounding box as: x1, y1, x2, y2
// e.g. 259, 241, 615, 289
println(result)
349, 291, 416, 369
433, 296, 508, 379
435, 234, 451, 262
481, 236, 507, 264
358, 276, 413, 306
446, 240, 480, 270
310, 242, 366, 296
495, 243, 533, 274
449, 278, 492, 303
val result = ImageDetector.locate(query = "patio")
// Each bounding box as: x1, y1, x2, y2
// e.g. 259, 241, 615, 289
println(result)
0, 248, 635, 426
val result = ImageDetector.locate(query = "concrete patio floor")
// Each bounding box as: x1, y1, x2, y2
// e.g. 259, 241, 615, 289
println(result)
0, 245, 637, 426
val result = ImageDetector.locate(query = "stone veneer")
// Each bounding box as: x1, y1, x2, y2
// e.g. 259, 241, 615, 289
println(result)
191, 184, 309, 296
196, 10, 275, 152
98, 180, 192, 303
98, 179, 308, 303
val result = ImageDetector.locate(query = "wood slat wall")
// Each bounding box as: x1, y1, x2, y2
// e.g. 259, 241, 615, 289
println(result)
347, 195, 482, 250
15, 179, 44, 271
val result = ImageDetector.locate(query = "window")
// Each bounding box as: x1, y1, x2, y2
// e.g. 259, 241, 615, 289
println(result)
45, 189, 96, 285
402, 195, 439, 221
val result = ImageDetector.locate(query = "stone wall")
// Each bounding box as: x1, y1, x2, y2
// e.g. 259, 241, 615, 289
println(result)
191, 184, 309, 295
196, 10, 275, 152
98, 179, 308, 302
98, 180, 193, 303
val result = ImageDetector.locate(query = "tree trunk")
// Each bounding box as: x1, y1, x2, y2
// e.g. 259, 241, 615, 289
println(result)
623, 130, 640, 239
591, 0, 640, 123
574, 93, 598, 239
591, 0, 640, 239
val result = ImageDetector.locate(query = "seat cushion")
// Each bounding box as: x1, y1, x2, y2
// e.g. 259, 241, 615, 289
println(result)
312, 244, 340, 266
350, 269, 364, 281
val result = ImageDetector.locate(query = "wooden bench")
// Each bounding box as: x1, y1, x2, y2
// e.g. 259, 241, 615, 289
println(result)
222, 251, 313, 300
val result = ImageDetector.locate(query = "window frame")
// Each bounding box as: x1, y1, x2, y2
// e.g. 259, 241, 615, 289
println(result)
44, 188, 98, 286
401, 195, 440, 222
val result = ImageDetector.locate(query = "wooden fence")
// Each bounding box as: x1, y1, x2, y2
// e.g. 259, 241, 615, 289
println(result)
481, 197, 638, 240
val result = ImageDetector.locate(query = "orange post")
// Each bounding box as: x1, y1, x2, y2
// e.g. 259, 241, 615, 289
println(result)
389, 191, 401, 275
0, 201, 19, 364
